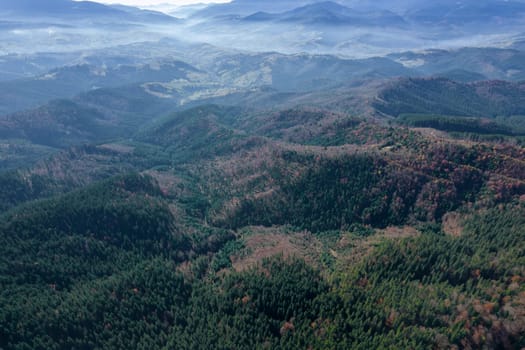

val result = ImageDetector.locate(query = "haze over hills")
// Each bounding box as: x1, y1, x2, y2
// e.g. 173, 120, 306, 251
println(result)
0, 0, 525, 349
2, 0, 525, 55
3, 41, 525, 117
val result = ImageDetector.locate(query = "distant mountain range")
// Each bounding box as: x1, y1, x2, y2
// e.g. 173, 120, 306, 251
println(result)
184, 0, 525, 55
243, 2, 407, 28
193, 0, 525, 27
191, 0, 320, 18
0, 0, 176, 23
1, 0, 525, 57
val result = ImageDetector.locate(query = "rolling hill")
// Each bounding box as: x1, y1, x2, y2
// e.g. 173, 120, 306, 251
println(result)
374, 77, 525, 118
0, 84, 179, 150
0, 60, 199, 115
389, 47, 525, 81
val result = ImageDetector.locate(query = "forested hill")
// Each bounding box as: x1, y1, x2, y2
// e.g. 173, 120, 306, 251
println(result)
0, 98, 524, 349
374, 78, 525, 118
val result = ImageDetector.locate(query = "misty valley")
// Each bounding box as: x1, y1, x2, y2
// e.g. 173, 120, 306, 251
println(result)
0, 0, 524, 349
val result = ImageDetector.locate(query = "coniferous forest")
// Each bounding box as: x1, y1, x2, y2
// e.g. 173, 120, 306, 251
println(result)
1, 108, 524, 349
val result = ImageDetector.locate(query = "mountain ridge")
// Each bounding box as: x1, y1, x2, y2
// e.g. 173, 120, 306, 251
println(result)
241, 1, 407, 27
0, 0, 177, 23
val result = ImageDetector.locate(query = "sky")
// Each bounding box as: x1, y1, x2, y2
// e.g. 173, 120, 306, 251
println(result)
86, 0, 231, 6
